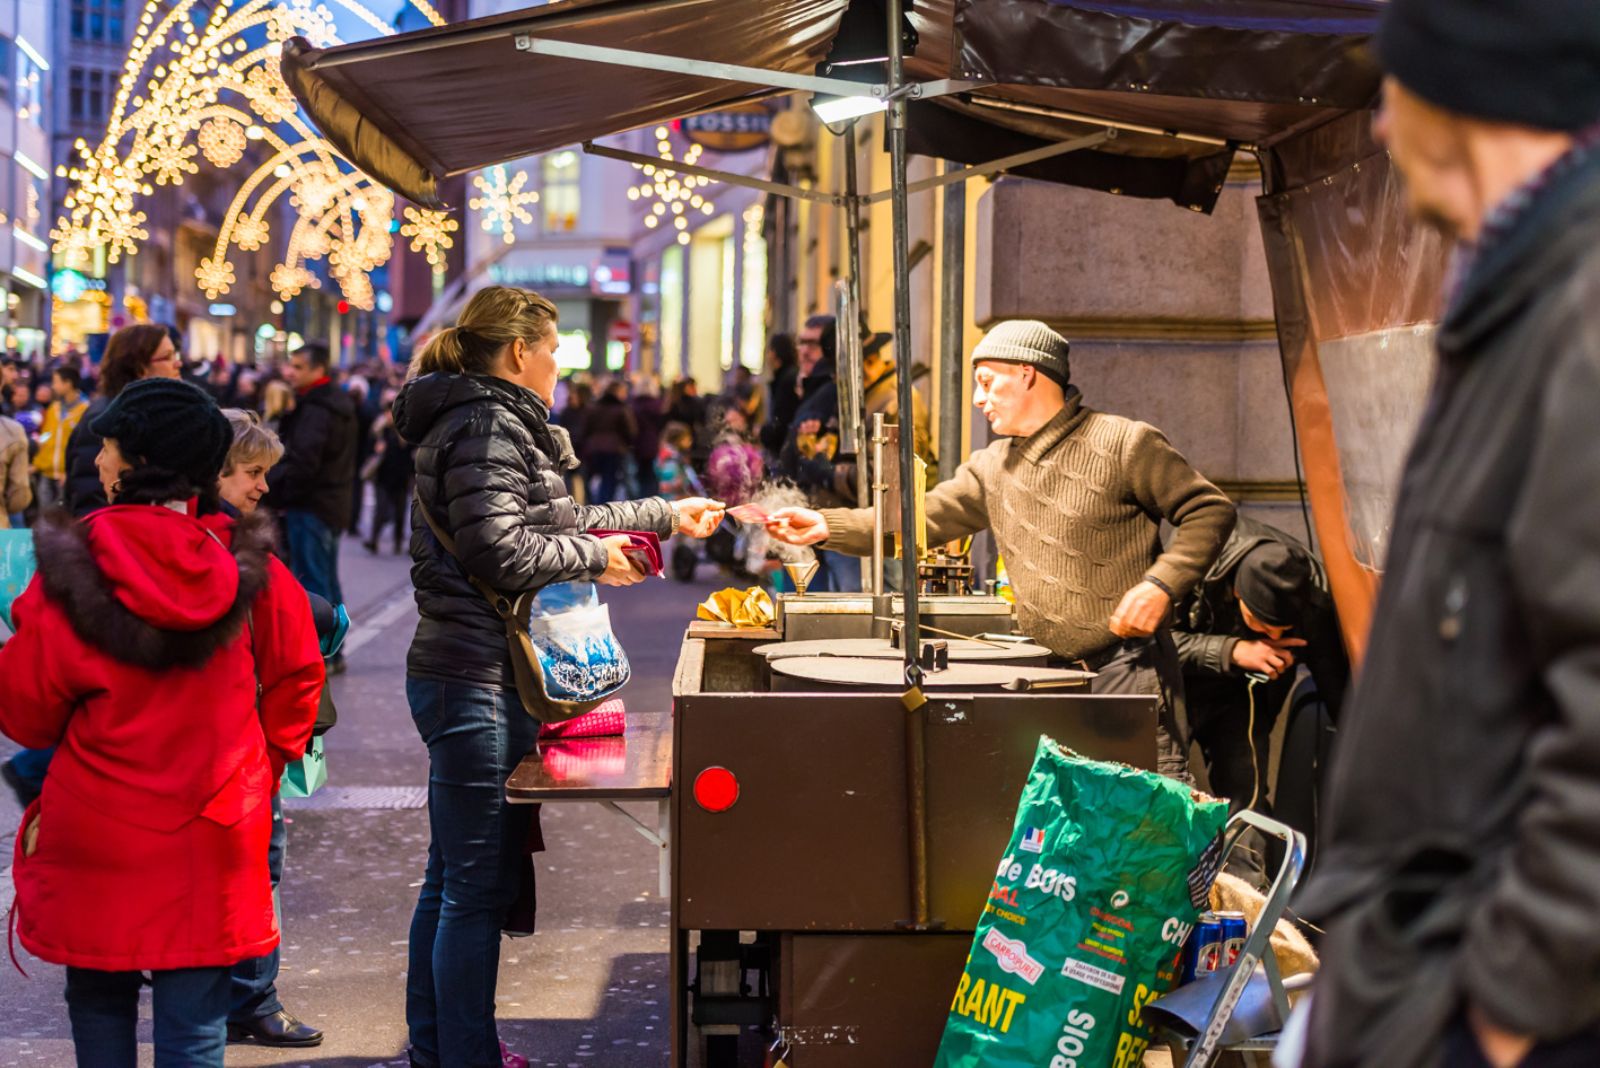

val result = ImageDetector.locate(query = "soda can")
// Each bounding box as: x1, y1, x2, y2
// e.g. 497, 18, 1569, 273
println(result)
1180, 912, 1224, 983
1217, 911, 1249, 968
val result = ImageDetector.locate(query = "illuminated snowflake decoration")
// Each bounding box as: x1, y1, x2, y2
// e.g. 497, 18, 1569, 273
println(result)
232, 215, 269, 251
196, 256, 236, 299
52, 0, 450, 306
197, 118, 246, 168
469, 165, 540, 245
630, 126, 718, 247
400, 206, 457, 271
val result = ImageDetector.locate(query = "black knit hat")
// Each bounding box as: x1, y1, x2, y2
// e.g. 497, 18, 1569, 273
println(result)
1235, 543, 1313, 630
1378, 0, 1600, 132
90, 377, 232, 491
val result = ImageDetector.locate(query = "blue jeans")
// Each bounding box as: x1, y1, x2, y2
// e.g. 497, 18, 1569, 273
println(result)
283, 510, 344, 607
65, 965, 230, 1067
811, 547, 862, 592
229, 793, 286, 1022
406, 678, 538, 1068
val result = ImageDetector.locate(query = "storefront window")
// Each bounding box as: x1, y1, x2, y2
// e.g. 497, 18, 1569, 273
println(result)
15, 43, 43, 126
740, 205, 767, 371
542, 151, 580, 233
658, 246, 683, 379
718, 234, 735, 371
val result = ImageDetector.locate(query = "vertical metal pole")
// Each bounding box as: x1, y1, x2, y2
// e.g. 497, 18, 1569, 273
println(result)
886, 0, 920, 683
938, 161, 966, 483
842, 122, 875, 590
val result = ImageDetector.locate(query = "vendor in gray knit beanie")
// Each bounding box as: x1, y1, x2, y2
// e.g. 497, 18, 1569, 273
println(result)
970, 320, 1070, 387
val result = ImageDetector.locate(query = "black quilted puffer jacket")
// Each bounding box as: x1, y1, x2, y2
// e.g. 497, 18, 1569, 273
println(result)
394, 372, 673, 688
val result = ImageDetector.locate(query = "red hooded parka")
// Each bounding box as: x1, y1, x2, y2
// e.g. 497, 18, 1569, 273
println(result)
0, 505, 323, 972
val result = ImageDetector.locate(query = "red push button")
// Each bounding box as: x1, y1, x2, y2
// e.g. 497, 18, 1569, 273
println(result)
693, 766, 739, 812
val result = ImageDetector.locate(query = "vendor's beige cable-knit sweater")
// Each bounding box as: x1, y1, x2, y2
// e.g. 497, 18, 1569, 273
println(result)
821, 389, 1236, 661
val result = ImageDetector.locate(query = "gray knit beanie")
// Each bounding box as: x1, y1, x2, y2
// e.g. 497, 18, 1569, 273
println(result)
971, 321, 1069, 384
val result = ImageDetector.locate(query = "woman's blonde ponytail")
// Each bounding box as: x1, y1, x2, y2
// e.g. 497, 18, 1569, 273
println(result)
409, 286, 560, 379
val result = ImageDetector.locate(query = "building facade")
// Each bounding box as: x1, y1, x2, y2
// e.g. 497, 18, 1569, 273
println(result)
0, 0, 53, 358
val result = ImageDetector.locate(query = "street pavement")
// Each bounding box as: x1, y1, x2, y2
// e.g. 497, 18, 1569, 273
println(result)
0, 533, 727, 1068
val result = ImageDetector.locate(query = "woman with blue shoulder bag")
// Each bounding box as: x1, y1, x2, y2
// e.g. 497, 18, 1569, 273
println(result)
394, 285, 724, 1068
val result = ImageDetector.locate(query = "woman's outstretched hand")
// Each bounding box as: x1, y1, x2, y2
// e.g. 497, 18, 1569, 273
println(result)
674, 498, 726, 539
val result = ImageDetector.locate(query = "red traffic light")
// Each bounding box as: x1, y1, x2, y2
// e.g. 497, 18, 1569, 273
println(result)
337, 299, 350, 315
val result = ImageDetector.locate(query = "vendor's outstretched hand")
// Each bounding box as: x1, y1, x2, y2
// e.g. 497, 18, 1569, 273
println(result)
765, 507, 829, 547
1108, 580, 1171, 639
675, 497, 726, 538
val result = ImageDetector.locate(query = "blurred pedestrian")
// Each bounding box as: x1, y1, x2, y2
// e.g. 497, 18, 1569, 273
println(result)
63, 323, 182, 517
628, 375, 664, 497
30, 367, 88, 510
0, 378, 323, 1068
266, 341, 357, 671
582, 378, 636, 504
364, 393, 415, 555
759, 332, 799, 456
1295, 4, 1600, 1068
0, 409, 31, 526
261, 378, 294, 435
346, 376, 377, 536
556, 377, 592, 503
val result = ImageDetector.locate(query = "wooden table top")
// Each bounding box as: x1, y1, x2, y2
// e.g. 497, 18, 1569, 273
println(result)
686, 620, 781, 642
505, 706, 672, 801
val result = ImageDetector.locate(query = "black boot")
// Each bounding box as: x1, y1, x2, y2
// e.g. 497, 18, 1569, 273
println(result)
227, 1009, 324, 1047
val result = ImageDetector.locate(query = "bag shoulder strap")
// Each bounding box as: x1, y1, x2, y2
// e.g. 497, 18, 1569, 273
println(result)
412, 486, 530, 622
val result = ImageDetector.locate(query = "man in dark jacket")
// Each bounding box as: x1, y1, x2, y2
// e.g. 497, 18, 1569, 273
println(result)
1297, 5, 1600, 1068
267, 342, 357, 616
1172, 515, 1348, 817
775, 315, 860, 592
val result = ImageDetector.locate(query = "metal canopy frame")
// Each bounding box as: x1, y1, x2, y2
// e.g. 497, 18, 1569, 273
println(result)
511, 14, 1110, 774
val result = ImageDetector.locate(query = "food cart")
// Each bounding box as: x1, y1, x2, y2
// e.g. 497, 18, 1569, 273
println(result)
287, 0, 1439, 1062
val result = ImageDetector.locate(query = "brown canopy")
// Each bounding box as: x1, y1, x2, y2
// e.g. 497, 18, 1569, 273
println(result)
286, 0, 1381, 211
282, 0, 852, 207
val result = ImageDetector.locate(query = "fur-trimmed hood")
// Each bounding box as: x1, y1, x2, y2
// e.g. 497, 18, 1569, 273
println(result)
32, 506, 274, 670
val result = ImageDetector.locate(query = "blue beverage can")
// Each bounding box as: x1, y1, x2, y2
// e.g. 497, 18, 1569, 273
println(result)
1217, 911, 1249, 968
1181, 912, 1223, 983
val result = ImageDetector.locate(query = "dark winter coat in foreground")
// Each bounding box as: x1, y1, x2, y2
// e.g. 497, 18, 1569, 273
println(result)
1300, 147, 1600, 1066
394, 372, 673, 689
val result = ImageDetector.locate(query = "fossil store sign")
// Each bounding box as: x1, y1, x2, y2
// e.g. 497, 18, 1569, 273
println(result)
676, 104, 771, 153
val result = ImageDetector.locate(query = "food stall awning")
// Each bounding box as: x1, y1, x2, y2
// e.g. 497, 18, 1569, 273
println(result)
898, 0, 1383, 211
285, 0, 1380, 213
281, 0, 853, 208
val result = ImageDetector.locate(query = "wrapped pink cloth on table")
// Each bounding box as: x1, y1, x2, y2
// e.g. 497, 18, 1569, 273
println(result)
538, 696, 626, 739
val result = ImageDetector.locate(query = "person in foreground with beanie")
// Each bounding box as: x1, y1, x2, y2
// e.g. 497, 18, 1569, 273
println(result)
767, 319, 1236, 781
0, 377, 324, 1067
1171, 515, 1348, 822
1289, 4, 1600, 1068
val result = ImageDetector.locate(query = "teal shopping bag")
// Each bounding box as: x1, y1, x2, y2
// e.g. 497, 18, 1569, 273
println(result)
0, 528, 35, 631
280, 735, 328, 798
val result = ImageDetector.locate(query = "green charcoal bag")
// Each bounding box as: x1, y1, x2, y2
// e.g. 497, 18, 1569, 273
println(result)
280, 734, 327, 798
934, 736, 1228, 1068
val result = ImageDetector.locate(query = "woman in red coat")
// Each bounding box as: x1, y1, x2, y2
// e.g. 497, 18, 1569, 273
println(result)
0, 378, 323, 1068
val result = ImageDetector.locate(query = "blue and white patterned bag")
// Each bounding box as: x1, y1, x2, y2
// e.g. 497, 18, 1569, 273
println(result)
525, 580, 631, 702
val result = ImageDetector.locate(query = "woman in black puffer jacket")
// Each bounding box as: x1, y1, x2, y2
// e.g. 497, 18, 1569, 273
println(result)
393, 286, 723, 1068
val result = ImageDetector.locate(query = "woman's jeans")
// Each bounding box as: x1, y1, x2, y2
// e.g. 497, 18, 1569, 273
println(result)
65, 965, 230, 1067
406, 678, 538, 1068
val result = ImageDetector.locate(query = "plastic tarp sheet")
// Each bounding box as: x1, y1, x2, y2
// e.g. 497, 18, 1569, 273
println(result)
282, 0, 850, 207
1255, 111, 1449, 660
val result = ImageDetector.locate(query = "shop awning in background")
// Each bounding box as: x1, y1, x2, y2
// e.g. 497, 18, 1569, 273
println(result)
281, 0, 852, 207
285, 0, 1382, 213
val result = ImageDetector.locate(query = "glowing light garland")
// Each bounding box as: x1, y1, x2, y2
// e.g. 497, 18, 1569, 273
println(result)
469, 165, 539, 245
52, 0, 449, 311
629, 126, 718, 247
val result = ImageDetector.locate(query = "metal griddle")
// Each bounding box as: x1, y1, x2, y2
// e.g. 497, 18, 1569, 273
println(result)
750, 637, 1051, 663
769, 655, 1093, 691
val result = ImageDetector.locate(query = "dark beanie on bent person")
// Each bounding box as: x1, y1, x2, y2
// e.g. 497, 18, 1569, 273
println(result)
90, 377, 233, 491
1377, 0, 1600, 131
1235, 543, 1313, 630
